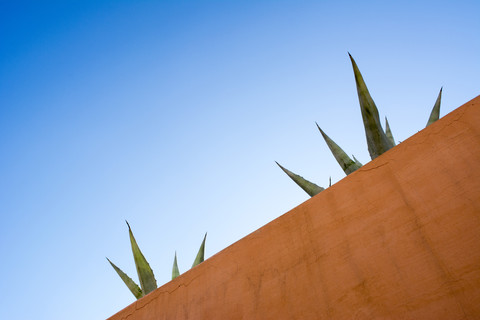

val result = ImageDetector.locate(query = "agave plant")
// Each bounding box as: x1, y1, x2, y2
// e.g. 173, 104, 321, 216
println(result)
107, 221, 207, 299
277, 54, 442, 196
171, 232, 207, 280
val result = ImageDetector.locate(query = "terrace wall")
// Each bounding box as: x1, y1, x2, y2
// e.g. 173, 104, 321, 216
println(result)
109, 95, 480, 320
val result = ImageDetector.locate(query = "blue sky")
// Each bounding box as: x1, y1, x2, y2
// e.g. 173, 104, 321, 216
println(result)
0, 1, 478, 319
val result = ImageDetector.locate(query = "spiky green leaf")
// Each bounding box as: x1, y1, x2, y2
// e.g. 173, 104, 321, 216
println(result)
172, 252, 180, 280
107, 258, 143, 299
192, 233, 207, 268
385, 117, 396, 146
352, 155, 362, 166
426, 87, 442, 127
126, 221, 157, 295
349, 53, 394, 159
316, 124, 362, 175
275, 162, 324, 197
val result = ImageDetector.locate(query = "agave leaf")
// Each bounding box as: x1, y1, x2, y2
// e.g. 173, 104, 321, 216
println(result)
275, 162, 324, 197
349, 53, 394, 159
126, 221, 157, 295
385, 117, 396, 146
426, 87, 442, 127
107, 257, 143, 299
316, 123, 362, 175
172, 252, 180, 280
192, 233, 207, 268
352, 155, 362, 166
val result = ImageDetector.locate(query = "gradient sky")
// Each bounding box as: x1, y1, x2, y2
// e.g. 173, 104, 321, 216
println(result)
0, 1, 479, 319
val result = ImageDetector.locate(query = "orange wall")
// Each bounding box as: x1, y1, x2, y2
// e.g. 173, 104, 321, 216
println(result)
108, 96, 480, 320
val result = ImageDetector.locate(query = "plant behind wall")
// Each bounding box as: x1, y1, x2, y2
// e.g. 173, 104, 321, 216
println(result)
107, 221, 207, 299
106, 53, 443, 300
276, 54, 442, 195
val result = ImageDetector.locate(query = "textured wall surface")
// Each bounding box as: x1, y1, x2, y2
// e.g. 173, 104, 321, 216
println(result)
108, 96, 480, 320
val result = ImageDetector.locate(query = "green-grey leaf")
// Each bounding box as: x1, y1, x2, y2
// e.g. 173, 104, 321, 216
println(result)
385, 117, 396, 146
349, 53, 394, 159
352, 155, 362, 166
192, 233, 207, 268
126, 221, 157, 295
107, 257, 143, 299
172, 252, 180, 280
426, 87, 442, 127
316, 124, 362, 175
275, 162, 324, 197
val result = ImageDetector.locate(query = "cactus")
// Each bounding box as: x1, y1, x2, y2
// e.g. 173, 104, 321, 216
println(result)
278, 54, 442, 196
107, 221, 207, 299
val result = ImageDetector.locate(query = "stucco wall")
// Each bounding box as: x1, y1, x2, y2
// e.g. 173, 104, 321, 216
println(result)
108, 95, 480, 320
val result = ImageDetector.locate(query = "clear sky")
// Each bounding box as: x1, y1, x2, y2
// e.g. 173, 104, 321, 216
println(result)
0, 0, 478, 319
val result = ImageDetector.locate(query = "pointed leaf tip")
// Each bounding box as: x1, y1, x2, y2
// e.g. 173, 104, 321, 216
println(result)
385, 117, 396, 146
127, 223, 157, 295
172, 252, 180, 280
107, 258, 143, 299
276, 162, 324, 197
349, 55, 394, 159
192, 233, 207, 268
316, 124, 362, 175
426, 87, 442, 127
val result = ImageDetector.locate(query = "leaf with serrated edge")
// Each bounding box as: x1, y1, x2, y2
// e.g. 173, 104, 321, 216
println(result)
316, 123, 362, 175
126, 221, 157, 295
385, 117, 396, 146
426, 87, 442, 127
349, 53, 393, 159
172, 252, 180, 280
275, 162, 324, 197
107, 258, 143, 299
192, 233, 207, 268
